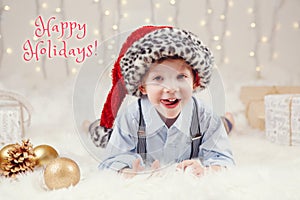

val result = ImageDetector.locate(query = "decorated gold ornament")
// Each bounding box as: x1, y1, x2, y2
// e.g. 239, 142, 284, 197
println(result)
44, 157, 80, 190
33, 145, 59, 167
0, 144, 15, 169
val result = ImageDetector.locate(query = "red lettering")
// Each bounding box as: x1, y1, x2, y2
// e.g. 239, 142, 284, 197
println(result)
35, 16, 56, 38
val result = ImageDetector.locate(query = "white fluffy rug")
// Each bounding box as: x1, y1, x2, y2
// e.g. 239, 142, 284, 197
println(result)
1, 125, 300, 200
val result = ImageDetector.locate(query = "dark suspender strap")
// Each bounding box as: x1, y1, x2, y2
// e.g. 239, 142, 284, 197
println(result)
137, 98, 147, 161
189, 97, 202, 159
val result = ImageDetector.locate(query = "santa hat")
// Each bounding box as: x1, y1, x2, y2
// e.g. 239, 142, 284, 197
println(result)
91, 25, 214, 147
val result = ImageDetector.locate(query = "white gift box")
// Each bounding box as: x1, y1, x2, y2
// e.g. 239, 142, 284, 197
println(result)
265, 94, 300, 146
0, 91, 32, 146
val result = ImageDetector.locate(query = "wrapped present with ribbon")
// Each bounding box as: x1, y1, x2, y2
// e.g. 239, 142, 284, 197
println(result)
240, 86, 300, 130
265, 94, 300, 146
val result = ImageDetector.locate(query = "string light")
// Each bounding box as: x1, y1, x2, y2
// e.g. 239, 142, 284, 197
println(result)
93, 0, 100, 3
71, 68, 77, 74
225, 30, 231, 36
112, 24, 118, 30
293, 22, 299, 29
275, 23, 281, 30
228, 1, 234, 7
168, 17, 173, 22
173, 0, 180, 26
250, 22, 256, 28
29, 20, 35, 26
35, 66, 41, 72
145, 18, 151, 23
247, 8, 253, 14
269, 0, 285, 61
255, 66, 262, 72
216, 45, 222, 50
6, 48, 12, 54
96, 0, 104, 42
98, 59, 104, 65
58, 0, 70, 76
200, 20, 206, 27
55, 7, 61, 13
249, 51, 255, 57
121, 0, 127, 5
261, 36, 268, 43
220, 14, 226, 20
251, 0, 263, 79
34, 0, 47, 78
170, 0, 176, 5
224, 57, 230, 64
123, 13, 128, 18
213, 36, 220, 41
150, 0, 156, 24
41, 3, 48, 9
3, 5, 10, 11
205, 0, 230, 66
104, 10, 110, 16
93, 29, 100, 35
272, 52, 279, 59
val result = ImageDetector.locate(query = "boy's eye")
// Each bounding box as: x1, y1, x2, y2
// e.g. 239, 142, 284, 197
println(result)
153, 76, 163, 81
177, 74, 188, 79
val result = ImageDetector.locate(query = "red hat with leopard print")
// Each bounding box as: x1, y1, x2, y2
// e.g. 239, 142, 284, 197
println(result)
90, 25, 214, 147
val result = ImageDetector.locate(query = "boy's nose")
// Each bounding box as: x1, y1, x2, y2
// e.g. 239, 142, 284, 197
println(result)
162, 82, 179, 93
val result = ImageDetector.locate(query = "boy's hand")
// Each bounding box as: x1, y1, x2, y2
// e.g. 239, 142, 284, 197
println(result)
120, 159, 144, 178
177, 160, 223, 177
177, 160, 205, 177
120, 159, 160, 178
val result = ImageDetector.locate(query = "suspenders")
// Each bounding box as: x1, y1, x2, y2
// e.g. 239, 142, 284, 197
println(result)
189, 97, 203, 159
137, 99, 147, 161
137, 97, 203, 160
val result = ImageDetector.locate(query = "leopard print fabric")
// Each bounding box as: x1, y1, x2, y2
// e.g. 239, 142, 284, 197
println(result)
120, 27, 214, 97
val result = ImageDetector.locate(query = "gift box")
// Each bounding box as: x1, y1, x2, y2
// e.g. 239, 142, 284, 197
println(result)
265, 94, 300, 146
0, 90, 32, 146
240, 86, 300, 130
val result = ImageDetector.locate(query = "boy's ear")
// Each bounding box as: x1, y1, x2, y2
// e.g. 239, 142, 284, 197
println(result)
139, 85, 147, 94
193, 82, 198, 90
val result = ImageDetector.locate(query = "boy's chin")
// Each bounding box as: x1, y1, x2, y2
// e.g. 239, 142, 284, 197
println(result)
158, 110, 180, 120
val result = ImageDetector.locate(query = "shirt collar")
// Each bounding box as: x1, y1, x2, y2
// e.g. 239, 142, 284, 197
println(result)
141, 97, 193, 137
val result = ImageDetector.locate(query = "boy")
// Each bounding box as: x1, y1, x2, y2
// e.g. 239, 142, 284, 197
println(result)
94, 26, 234, 177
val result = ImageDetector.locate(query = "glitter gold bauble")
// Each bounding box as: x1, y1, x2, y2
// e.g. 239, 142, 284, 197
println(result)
0, 144, 15, 170
33, 145, 59, 167
44, 157, 80, 190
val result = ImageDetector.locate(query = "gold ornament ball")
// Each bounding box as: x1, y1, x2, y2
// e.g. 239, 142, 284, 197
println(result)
33, 145, 59, 166
0, 144, 15, 169
44, 157, 80, 190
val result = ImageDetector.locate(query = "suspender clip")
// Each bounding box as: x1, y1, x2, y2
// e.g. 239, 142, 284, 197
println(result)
191, 133, 202, 141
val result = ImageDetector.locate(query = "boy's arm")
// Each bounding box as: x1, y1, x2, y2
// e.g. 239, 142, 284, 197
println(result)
197, 103, 235, 167
98, 102, 143, 171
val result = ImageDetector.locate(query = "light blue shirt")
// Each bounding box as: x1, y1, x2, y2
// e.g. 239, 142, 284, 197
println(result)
99, 96, 234, 171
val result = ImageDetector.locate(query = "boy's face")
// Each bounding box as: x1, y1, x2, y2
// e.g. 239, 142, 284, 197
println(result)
140, 59, 195, 119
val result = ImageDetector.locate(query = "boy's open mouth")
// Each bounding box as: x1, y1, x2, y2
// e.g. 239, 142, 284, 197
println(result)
160, 98, 181, 108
